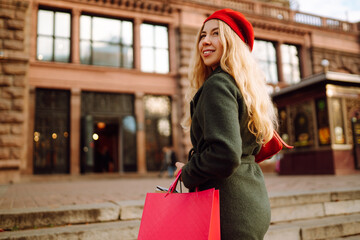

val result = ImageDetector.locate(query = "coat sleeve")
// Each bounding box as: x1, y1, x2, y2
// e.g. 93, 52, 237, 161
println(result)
182, 75, 243, 189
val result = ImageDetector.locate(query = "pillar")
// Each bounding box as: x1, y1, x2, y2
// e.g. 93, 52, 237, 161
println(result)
70, 88, 81, 174
135, 92, 146, 174
168, 23, 177, 74
133, 18, 142, 71
72, 8, 80, 64
25, 87, 35, 175
275, 41, 284, 84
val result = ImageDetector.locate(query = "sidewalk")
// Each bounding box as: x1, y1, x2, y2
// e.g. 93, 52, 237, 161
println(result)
1, 172, 359, 210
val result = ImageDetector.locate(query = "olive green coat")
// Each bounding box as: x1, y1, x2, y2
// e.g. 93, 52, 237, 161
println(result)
182, 67, 271, 240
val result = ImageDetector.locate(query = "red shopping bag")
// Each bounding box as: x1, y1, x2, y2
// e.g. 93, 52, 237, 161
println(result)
138, 170, 220, 240
255, 130, 294, 163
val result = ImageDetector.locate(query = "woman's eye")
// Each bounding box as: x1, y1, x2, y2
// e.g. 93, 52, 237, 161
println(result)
213, 31, 219, 36
200, 34, 206, 39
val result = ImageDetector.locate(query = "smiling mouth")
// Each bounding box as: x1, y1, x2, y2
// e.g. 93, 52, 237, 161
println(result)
203, 50, 214, 56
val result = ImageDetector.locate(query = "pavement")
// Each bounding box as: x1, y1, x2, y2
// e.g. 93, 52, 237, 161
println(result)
1, 171, 360, 211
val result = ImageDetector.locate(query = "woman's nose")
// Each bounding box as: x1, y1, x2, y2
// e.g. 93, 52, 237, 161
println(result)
202, 36, 211, 45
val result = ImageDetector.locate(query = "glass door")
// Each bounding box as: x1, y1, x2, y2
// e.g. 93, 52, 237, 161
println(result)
33, 89, 70, 174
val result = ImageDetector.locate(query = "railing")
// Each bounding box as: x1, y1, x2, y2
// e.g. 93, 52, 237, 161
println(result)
180, 0, 357, 33
294, 12, 322, 26
71, 0, 357, 32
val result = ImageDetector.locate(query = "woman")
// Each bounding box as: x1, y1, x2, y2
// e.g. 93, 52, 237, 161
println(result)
175, 9, 278, 240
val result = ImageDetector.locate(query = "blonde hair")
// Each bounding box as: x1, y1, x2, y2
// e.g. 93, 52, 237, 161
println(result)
182, 20, 278, 144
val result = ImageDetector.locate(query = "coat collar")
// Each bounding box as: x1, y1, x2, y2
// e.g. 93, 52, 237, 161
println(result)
190, 66, 224, 117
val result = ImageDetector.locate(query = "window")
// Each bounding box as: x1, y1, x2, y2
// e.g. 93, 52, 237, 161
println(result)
141, 24, 169, 73
253, 40, 278, 84
281, 44, 300, 84
316, 98, 330, 145
37, 9, 71, 62
80, 15, 133, 68
292, 101, 314, 147
331, 98, 345, 144
34, 89, 70, 174
278, 108, 290, 144
144, 95, 172, 170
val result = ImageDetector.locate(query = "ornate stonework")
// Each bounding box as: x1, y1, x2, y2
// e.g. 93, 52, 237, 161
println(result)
312, 47, 360, 75
67, 0, 173, 14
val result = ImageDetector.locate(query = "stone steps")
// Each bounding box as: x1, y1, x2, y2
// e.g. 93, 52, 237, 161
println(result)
1, 214, 359, 240
1, 188, 360, 239
269, 188, 360, 223
265, 213, 360, 240
0, 220, 140, 240
0, 200, 144, 230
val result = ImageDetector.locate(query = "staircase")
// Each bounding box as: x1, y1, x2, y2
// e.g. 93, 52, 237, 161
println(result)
1, 189, 360, 240
265, 189, 360, 240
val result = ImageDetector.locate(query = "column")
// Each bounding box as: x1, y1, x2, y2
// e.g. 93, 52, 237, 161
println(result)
70, 88, 81, 175
25, 87, 36, 175
168, 23, 177, 74
133, 18, 142, 71
135, 92, 146, 174
30, 3, 38, 61
72, 8, 81, 64
275, 41, 284, 84
300, 33, 312, 78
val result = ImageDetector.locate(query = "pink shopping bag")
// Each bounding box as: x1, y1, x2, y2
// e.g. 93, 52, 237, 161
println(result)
138, 170, 220, 240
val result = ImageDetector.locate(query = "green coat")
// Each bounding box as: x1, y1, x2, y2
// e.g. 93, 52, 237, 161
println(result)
182, 67, 271, 240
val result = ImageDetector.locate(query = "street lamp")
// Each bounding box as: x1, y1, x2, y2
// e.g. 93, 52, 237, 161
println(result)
321, 59, 330, 73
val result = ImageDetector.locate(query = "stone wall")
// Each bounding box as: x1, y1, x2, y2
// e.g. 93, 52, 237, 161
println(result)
0, 0, 30, 183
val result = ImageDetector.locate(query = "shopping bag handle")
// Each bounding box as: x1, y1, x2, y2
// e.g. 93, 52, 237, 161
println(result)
166, 169, 182, 196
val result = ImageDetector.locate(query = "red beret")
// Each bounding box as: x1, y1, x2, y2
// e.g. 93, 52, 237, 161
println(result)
204, 8, 254, 51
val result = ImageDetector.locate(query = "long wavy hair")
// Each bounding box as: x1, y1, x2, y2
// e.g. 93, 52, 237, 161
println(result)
182, 20, 278, 144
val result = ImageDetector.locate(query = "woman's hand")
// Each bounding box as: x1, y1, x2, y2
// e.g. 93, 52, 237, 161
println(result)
174, 162, 185, 177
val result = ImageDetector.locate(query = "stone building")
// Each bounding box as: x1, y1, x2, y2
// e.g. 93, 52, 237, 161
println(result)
0, 0, 359, 183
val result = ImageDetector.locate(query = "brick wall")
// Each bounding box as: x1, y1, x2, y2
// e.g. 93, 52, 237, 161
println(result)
0, 0, 30, 183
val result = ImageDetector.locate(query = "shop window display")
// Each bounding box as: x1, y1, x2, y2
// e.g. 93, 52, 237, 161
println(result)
144, 95, 172, 171
278, 108, 290, 144
34, 89, 70, 174
331, 98, 346, 144
316, 98, 330, 145
291, 101, 314, 147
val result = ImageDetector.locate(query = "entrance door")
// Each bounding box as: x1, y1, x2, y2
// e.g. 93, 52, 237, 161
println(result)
93, 120, 119, 173
33, 89, 70, 174
81, 117, 120, 173
81, 91, 136, 173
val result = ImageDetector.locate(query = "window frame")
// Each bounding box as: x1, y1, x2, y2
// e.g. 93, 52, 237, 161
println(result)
329, 97, 346, 144
253, 39, 278, 84
140, 22, 170, 74
36, 7, 72, 63
281, 43, 301, 85
79, 14, 134, 68
315, 97, 331, 146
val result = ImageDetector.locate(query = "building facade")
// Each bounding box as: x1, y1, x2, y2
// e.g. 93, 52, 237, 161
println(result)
0, 0, 359, 183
